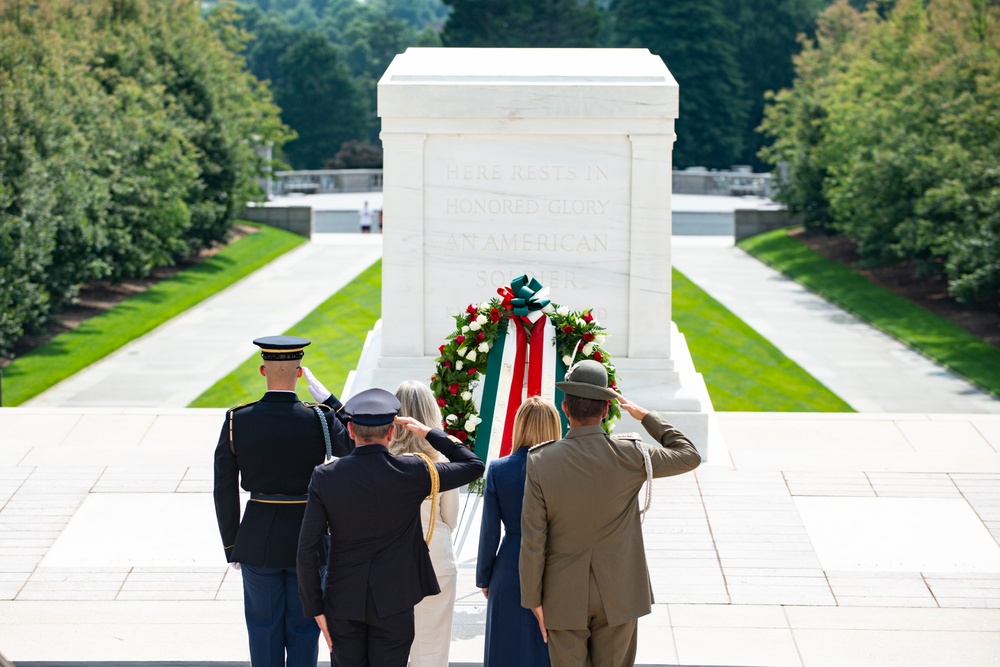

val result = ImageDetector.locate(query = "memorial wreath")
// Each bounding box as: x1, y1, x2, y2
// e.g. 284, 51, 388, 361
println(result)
430, 274, 620, 461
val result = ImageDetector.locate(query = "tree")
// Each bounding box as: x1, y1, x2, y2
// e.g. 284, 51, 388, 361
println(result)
761, 0, 1000, 307
759, 0, 867, 229
722, 0, 829, 170
275, 32, 367, 168
326, 140, 383, 168
611, 0, 748, 168
0, 0, 291, 354
441, 0, 601, 48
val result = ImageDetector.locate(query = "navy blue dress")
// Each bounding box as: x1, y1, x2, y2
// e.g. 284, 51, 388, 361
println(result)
476, 447, 551, 667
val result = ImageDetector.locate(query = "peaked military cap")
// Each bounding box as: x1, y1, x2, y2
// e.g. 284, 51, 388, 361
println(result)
556, 359, 619, 401
343, 388, 400, 426
253, 335, 310, 361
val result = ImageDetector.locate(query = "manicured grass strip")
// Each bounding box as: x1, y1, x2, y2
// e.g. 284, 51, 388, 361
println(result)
1, 223, 306, 406
190, 259, 382, 408
673, 268, 853, 412
739, 228, 1000, 398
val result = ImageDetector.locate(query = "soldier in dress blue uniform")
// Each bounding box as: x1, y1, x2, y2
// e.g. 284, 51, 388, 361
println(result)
213, 336, 353, 667
296, 388, 485, 667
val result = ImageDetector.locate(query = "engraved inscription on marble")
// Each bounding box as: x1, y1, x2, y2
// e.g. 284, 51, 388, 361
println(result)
422, 135, 633, 356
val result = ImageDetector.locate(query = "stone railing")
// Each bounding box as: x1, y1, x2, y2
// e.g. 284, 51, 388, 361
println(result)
271, 167, 773, 198
672, 167, 774, 198
273, 169, 383, 195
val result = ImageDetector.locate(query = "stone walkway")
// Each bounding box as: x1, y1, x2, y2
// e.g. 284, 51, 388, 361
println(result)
0, 408, 998, 665
25, 234, 383, 408
672, 236, 1000, 414
3, 231, 1000, 665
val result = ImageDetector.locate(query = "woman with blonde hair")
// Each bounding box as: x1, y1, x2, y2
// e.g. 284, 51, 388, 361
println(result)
476, 396, 560, 666
389, 380, 459, 667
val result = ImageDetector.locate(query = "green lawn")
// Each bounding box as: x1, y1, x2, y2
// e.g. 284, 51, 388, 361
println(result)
4, 224, 860, 413
190, 259, 382, 408
672, 268, 853, 411
190, 259, 850, 411
1, 223, 306, 406
739, 228, 1000, 399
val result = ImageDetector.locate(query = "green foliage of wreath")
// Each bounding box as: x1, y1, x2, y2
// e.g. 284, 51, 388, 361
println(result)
429, 297, 621, 453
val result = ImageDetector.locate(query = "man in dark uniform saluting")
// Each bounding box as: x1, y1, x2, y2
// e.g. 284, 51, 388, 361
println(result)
214, 336, 353, 667
297, 388, 485, 667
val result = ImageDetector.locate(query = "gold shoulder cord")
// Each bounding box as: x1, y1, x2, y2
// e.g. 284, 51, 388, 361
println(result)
406, 452, 440, 545
227, 401, 256, 456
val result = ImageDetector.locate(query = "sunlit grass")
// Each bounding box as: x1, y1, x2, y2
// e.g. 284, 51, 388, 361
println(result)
673, 268, 853, 411
189, 259, 382, 407
740, 228, 1000, 399
2, 223, 306, 406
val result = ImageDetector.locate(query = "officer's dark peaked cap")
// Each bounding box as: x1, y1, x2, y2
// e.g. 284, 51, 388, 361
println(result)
343, 388, 400, 426
253, 335, 310, 361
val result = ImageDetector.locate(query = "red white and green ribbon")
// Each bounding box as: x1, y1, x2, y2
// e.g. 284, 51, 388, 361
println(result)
476, 275, 557, 462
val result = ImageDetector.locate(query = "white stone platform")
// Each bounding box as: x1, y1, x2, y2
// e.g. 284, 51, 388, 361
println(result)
1, 408, 998, 666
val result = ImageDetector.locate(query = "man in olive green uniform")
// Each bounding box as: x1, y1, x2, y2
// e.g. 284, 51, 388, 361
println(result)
520, 360, 702, 667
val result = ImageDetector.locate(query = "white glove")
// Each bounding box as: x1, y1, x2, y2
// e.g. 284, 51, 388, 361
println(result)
302, 366, 332, 403
230, 562, 241, 571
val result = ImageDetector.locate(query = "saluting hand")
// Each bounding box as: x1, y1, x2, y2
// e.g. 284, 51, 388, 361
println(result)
302, 366, 332, 403
394, 416, 431, 439
617, 394, 650, 421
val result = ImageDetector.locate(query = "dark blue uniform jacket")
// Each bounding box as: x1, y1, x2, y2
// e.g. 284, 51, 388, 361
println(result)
213, 390, 352, 567
297, 429, 484, 621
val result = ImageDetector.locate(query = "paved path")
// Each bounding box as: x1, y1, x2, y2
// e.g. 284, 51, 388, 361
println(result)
0, 408, 998, 666
25, 235, 383, 408
22, 232, 1000, 415
4, 228, 1000, 665
672, 236, 1000, 413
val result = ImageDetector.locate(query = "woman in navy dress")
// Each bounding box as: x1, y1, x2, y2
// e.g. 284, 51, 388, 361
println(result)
476, 396, 561, 666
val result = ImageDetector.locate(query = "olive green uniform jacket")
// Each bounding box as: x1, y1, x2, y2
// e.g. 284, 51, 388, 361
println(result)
519, 412, 701, 629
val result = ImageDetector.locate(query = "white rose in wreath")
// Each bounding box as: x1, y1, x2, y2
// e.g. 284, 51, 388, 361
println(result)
478, 342, 489, 353
464, 414, 482, 432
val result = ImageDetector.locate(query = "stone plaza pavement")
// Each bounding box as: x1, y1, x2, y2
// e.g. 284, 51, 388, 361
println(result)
1, 409, 998, 666
2, 233, 1000, 665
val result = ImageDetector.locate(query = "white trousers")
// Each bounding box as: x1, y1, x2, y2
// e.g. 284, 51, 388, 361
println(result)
408, 571, 457, 667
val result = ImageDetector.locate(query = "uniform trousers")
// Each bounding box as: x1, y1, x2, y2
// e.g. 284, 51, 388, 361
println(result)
328, 588, 415, 667
546, 568, 638, 667
241, 564, 320, 667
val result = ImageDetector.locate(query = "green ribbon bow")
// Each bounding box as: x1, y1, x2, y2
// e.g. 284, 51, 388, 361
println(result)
509, 275, 551, 318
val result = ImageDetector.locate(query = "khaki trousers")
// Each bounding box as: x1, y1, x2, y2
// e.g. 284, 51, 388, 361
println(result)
546, 569, 638, 667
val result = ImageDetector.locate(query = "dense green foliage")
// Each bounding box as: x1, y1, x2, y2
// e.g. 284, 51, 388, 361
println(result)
441, 0, 601, 48
741, 229, 1000, 399
721, 0, 830, 170
610, 0, 748, 168
0, 0, 290, 356
226, 0, 442, 154
760, 0, 1000, 307
673, 269, 852, 412
191, 259, 382, 408
1, 224, 305, 407
228, 0, 829, 171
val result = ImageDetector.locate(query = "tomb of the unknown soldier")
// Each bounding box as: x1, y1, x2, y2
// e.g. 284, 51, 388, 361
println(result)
0, 47, 999, 667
